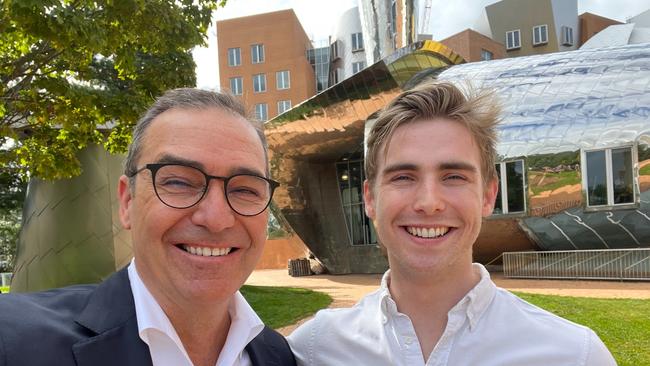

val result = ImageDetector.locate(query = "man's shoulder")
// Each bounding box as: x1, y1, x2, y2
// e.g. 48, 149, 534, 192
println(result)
288, 288, 383, 346
248, 326, 296, 365
0, 283, 97, 323
491, 288, 591, 333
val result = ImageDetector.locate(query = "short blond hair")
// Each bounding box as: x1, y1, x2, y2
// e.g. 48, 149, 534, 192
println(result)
365, 81, 501, 186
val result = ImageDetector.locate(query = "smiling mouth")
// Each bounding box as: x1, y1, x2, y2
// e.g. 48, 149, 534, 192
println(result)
405, 226, 451, 239
178, 245, 235, 257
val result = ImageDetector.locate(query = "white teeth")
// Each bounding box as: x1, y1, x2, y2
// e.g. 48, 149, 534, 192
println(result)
406, 226, 450, 238
182, 245, 232, 257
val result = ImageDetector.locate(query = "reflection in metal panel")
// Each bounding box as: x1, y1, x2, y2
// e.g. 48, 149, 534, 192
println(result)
438, 43, 650, 254
266, 40, 464, 274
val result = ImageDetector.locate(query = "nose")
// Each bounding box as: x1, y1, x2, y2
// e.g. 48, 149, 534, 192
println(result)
412, 179, 446, 214
190, 181, 236, 231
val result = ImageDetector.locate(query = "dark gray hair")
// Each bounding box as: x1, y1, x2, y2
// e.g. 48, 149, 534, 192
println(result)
124, 88, 268, 184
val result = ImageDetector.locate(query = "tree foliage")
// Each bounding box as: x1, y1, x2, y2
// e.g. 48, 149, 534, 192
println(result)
0, 169, 25, 272
1, 0, 225, 180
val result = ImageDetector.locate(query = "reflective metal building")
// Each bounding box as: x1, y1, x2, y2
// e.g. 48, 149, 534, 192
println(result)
267, 41, 650, 274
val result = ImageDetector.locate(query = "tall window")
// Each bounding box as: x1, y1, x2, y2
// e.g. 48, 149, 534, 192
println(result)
277, 100, 291, 114
336, 155, 376, 245
254, 103, 268, 121
352, 61, 365, 74
480, 49, 493, 61
276, 70, 290, 90
533, 24, 548, 46
583, 147, 635, 207
229, 77, 242, 95
561, 26, 574, 46
506, 29, 521, 50
493, 160, 526, 215
227, 48, 241, 66
253, 73, 266, 93
351, 32, 364, 51
251, 44, 264, 63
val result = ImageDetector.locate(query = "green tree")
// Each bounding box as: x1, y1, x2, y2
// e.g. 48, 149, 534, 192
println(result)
1, 0, 225, 180
0, 169, 26, 272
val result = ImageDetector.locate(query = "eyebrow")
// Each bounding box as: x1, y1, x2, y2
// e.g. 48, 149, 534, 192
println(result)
381, 161, 478, 175
154, 154, 266, 177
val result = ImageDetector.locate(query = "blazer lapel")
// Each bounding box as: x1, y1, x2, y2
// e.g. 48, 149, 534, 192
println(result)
72, 267, 153, 366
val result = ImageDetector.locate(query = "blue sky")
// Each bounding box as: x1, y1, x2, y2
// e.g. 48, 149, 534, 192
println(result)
193, 0, 650, 89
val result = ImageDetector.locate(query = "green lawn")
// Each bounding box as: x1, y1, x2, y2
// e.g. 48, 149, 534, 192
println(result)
640, 163, 650, 176
241, 285, 332, 329
0, 286, 8, 293
516, 292, 650, 366
529, 170, 581, 195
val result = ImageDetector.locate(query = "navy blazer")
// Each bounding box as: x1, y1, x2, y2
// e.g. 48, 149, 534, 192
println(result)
0, 267, 296, 366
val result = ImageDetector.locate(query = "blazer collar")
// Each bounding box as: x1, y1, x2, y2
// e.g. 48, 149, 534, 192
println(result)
72, 267, 153, 366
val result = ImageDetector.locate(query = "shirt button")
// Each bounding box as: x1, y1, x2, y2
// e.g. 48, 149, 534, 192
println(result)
405, 337, 413, 345
382, 316, 388, 324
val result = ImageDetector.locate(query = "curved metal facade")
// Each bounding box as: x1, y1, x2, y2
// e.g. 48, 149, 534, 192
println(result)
268, 41, 650, 273
12, 146, 130, 292
439, 43, 650, 255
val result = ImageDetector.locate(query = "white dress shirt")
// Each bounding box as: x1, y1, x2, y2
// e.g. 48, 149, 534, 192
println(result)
288, 264, 616, 366
128, 260, 264, 366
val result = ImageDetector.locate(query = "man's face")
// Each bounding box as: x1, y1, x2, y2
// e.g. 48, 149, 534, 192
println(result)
363, 118, 497, 277
118, 107, 268, 307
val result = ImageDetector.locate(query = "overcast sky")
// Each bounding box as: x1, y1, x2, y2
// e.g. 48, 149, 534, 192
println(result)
193, 0, 650, 89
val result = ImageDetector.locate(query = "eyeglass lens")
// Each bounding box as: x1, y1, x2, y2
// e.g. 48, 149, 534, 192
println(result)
153, 164, 272, 215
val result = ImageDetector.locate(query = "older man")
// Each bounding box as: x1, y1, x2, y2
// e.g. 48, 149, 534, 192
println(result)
0, 89, 295, 366
288, 82, 616, 365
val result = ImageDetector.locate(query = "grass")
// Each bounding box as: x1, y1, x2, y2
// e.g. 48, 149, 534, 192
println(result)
241, 285, 332, 329
0, 286, 8, 293
640, 164, 650, 176
515, 292, 650, 366
529, 170, 581, 196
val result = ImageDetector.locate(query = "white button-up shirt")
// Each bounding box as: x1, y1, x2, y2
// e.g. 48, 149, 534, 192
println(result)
128, 261, 264, 366
288, 264, 616, 366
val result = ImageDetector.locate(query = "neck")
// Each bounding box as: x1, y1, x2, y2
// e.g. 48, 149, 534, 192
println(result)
164, 298, 232, 366
388, 261, 480, 361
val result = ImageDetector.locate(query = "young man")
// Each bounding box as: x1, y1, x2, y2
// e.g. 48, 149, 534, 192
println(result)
288, 82, 615, 365
0, 89, 295, 366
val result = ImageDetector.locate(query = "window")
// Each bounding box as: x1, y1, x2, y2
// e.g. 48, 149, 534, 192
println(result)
254, 103, 268, 121
561, 26, 574, 46
276, 70, 290, 90
352, 61, 365, 74
506, 29, 521, 50
351, 32, 364, 51
251, 44, 264, 63
533, 24, 548, 46
336, 154, 376, 245
330, 40, 341, 60
582, 147, 635, 207
227, 48, 241, 66
253, 73, 266, 93
480, 49, 493, 61
493, 160, 526, 215
277, 100, 291, 114
229, 77, 242, 95
330, 67, 343, 85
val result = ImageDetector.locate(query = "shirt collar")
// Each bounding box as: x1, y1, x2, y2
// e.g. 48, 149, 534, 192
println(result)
378, 264, 497, 330
127, 259, 264, 365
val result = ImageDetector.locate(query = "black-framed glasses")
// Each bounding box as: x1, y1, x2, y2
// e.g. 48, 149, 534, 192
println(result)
129, 163, 279, 216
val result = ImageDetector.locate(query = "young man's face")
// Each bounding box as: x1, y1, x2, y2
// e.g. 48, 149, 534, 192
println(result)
364, 118, 498, 278
118, 107, 269, 308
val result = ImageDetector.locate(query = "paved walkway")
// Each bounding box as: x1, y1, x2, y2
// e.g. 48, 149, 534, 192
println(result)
246, 269, 650, 335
